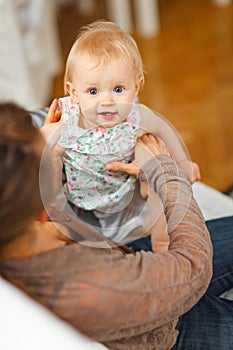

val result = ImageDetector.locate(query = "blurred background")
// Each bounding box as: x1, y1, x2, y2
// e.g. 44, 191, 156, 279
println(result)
0, 0, 233, 193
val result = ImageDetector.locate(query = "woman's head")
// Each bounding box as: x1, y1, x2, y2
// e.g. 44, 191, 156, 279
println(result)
0, 103, 53, 245
64, 21, 144, 128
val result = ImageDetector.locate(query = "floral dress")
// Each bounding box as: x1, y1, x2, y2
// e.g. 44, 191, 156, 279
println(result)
58, 96, 141, 213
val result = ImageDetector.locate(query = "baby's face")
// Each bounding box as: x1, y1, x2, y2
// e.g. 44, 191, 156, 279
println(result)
67, 54, 143, 128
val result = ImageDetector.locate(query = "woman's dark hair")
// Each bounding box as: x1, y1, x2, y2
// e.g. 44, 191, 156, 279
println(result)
0, 103, 52, 245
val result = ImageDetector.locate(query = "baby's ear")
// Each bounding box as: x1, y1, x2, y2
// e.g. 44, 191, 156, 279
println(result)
135, 76, 144, 96
65, 82, 78, 103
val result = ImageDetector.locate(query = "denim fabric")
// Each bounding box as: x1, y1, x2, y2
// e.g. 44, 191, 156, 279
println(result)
205, 216, 233, 297
129, 216, 233, 350
173, 295, 233, 350
127, 234, 152, 252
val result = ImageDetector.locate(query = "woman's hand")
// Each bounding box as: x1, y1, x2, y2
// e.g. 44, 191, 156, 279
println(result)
106, 134, 170, 176
136, 133, 170, 165
44, 99, 62, 125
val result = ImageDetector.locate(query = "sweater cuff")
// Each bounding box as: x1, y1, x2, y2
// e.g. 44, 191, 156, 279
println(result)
139, 155, 189, 190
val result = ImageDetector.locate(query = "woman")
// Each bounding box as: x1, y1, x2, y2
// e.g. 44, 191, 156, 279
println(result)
0, 102, 233, 349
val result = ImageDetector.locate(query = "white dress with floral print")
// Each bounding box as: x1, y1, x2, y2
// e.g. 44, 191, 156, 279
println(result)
58, 97, 141, 213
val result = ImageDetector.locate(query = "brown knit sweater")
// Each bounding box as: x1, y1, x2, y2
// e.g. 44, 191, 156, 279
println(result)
0, 156, 213, 349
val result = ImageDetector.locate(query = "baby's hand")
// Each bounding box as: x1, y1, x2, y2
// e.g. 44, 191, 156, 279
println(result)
178, 159, 201, 184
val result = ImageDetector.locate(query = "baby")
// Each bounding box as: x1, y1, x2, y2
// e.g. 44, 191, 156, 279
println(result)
42, 21, 200, 251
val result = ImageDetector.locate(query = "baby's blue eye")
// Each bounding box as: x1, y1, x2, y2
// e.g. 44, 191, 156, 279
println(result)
89, 88, 98, 95
114, 86, 123, 93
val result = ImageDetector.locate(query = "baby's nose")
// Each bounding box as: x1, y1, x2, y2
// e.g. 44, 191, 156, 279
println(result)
100, 92, 114, 106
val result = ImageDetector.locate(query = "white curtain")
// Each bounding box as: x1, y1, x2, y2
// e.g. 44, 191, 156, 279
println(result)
0, 0, 62, 108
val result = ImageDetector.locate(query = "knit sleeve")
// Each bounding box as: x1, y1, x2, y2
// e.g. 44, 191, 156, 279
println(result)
50, 155, 212, 346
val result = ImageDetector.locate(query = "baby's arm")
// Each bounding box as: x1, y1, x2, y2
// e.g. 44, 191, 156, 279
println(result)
138, 104, 201, 183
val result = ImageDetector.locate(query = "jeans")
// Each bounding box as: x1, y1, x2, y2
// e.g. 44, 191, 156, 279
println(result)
128, 216, 233, 350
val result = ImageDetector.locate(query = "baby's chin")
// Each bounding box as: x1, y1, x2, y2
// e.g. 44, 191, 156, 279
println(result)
98, 121, 118, 129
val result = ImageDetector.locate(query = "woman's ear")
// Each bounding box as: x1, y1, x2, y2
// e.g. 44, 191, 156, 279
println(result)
135, 76, 144, 96
65, 82, 78, 103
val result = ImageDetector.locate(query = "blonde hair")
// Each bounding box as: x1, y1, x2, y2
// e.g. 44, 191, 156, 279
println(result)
64, 20, 144, 92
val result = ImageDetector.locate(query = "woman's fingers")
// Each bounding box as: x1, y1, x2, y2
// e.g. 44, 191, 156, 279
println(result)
106, 161, 140, 176
135, 134, 170, 168
138, 134, 170, 156
106, 134, 171, 176
44, 99, 62, 125
44, 99, 58, 124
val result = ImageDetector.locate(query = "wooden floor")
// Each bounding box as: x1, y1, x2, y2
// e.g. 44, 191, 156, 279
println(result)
51, 0, 233, 192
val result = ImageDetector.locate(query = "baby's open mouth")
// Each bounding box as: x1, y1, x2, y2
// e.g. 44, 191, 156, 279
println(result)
98, 111, 117, 120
